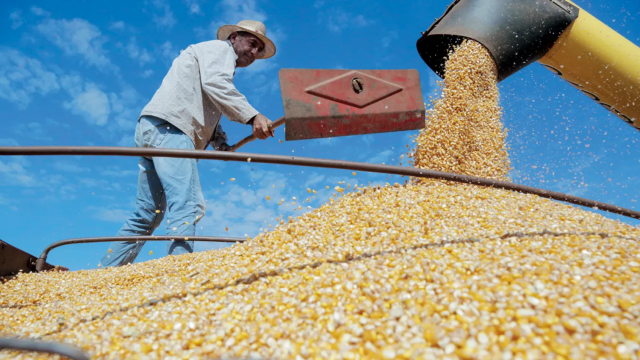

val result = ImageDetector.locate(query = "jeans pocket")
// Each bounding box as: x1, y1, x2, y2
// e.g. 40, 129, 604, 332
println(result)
141, 116, 171, 148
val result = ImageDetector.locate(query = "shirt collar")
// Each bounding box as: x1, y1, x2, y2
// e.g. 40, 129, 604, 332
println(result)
225, 39, 239, 62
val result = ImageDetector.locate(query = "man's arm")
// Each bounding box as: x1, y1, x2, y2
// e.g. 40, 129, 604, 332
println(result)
197, 42, 274, 140
198, 43, 258, 123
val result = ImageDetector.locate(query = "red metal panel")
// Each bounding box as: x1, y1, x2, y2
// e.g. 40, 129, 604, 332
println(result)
0, 240, 55, 277
279, 69, 425, 141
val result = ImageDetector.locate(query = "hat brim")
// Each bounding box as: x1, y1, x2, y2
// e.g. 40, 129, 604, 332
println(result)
217, 25, 276, 59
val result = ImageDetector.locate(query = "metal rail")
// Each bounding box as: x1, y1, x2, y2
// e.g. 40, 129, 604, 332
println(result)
0, 337, 260, 360
0, 337, 90, 360
1, 146, 639, 222
35, 236, 244, 271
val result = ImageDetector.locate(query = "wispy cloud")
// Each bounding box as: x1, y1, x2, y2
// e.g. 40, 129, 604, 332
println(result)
109, 85, 142, 131
151, 0, 176, 29
13, 122, 53, 142
315, 137, 340, 146
2, 16, 143, 128
32, 172, 78, 201
216, 0, 267, 23
361, 135, 375, 145
45, 118, 70, 128
53, 161, 92, 173
79, 178, 123, 191
0, 48, 61, 108
236, 59, 277, 77
9, 10, 23, 29
0, 160, 38, 187
225, 184, 260, 207
0, 138, 20, 147
184, 0, 203, 14
58, 74, 142, 129
36, 16, 119, 73
304, 173, 326, 188
368, 149, 394, 164
122, 37, 154, 66
30, 6, 50, 17
87, 206, 131, 223
567, 154, 599, 175
551, 178, 590, 197
116, 134, 134, 147
141, 69, 154, 78
314, 4, 372, 33
368, 150, 394, 165
199, 0, 266, 39
63, 82, 111, 126
209, 160, 227, 173
159, 41, 177, 61
0, 193, 18, 211
381, 31, 398, 48
100, 166, 138, 177
109, 21, 126, 31
0, 138, 31, 168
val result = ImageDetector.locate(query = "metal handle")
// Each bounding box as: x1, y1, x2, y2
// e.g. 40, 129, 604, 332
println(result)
230, 117, 286, 152
35, 235, 244, 272
0, 337, 90, 360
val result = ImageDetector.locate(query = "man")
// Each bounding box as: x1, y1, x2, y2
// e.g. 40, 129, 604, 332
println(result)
99, 20, 276, 267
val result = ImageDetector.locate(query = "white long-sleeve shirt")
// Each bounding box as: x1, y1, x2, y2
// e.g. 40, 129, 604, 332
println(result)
140, 40, 259, 150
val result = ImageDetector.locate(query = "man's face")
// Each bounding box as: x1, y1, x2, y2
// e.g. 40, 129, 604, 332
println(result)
229, 32, 265, 68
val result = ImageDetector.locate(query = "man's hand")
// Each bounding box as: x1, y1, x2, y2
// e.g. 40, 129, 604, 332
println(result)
251, 114, 275, 140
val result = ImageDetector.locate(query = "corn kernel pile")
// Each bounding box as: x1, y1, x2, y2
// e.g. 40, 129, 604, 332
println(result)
2, 41, 640, 360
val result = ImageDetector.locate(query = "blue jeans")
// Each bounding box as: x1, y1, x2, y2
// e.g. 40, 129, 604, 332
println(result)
99, 116, 206, 267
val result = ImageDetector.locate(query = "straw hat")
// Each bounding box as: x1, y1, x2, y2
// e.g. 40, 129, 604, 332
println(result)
217, 20, 276, 59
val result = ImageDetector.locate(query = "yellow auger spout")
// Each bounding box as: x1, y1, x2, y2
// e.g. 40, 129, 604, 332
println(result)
417, 0, 640, 131
539, 1, 640, 128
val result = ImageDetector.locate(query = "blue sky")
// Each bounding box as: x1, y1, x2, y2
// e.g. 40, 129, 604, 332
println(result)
1, 0, 639, 271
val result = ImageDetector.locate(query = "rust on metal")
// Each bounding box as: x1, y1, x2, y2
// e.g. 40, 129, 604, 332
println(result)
279, 69, 426, 141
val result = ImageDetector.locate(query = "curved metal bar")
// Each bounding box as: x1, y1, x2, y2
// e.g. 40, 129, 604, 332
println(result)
1, 146, 639, 222
35, 236, 245, 271
0, 337, 90, 360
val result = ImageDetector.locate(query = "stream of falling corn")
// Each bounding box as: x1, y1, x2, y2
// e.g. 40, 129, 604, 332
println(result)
2, 40, 640, 360
411, 41, 510, 181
